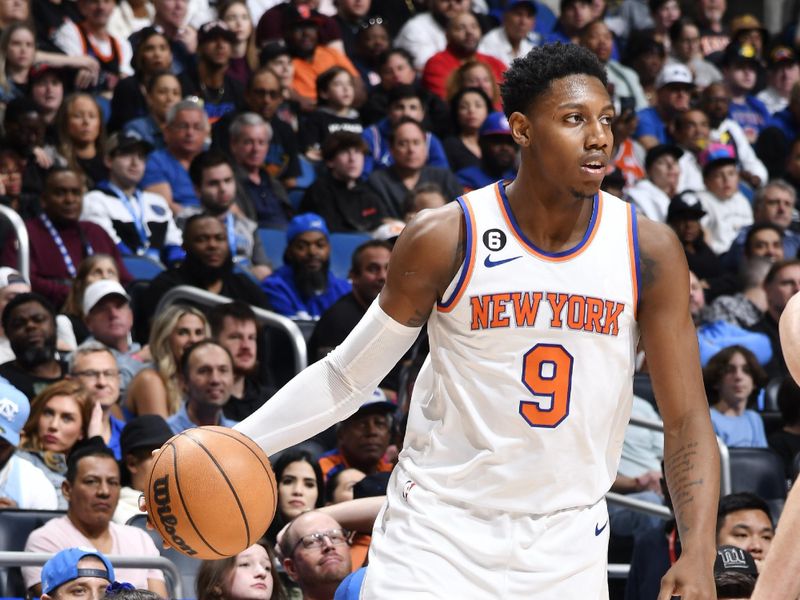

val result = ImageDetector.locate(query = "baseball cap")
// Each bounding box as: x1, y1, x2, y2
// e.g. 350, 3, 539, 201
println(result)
667, 191, 706, 222
41, 548, 115, 595
505, 0, 537, 13
0, 379, 28, 447
722, 41, 760, 68
197, 20, 237, 45
699, 142, 737, 175
356, 388, 397, 414
730, 14, 768, 39
28, 63, 65, 83
286, 213, 330, 243
768, 45, 797, 69
120, 415, 173, 457
479, 112, 512, 137
105, 132, 153, 158
714, 545, 759, 577
645, 144, 683, 171
82, 280, 130, 315
0, 267, 28, 290
260, 42, 291, 65
655, 63, 694, 89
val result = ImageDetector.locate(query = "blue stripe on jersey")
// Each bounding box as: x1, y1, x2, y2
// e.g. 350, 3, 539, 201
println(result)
498, 182, 599, 259
438, 196, 473, 310
629, 202, 641, 314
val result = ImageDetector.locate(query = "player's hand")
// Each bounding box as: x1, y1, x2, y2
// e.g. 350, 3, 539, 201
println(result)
0, 497, 18, 508
657, 555, 717, 599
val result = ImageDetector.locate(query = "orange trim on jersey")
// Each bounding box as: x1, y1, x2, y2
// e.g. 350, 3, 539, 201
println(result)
77, 22, 121, 63
626, 201, 641, 320
437, 195, 476, 313
493, 182, 604, 263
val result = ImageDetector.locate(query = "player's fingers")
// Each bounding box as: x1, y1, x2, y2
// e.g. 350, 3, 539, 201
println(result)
656, 576, 676, 600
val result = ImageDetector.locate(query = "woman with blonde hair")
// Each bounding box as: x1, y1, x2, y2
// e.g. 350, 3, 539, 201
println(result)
125, 305, 209, 418
56, 92, 107, 187
445, 60, 502, 110
18, 380, 98, 508
0, 22, 35, 102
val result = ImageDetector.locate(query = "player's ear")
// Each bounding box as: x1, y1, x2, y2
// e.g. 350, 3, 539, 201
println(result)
508, 112, 530, 147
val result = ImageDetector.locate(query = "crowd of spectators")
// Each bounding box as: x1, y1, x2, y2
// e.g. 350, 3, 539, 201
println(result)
2, 0, 800, 597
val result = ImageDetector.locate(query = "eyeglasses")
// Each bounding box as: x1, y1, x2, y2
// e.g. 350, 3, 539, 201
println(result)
251, 88, 282, 99
292, 529, 349, 554
72, 369, 120, 380
360, 16, 384, 30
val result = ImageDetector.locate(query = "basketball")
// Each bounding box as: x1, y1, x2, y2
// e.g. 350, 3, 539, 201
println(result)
146, 426, 277, 559
780, 292, 800, 386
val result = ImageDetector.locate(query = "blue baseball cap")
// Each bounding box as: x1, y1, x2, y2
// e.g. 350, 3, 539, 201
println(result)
286, 213, 330, 244
505, 0, 537, 13
41, 548, 115, 595
699, 142, 738, 175
0, 379, 29, 447
479, 112, 512, 138
334, 567, 367, 600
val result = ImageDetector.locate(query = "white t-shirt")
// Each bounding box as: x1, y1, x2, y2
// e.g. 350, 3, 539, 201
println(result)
394, 13, 446, 71
0, 455, 58, 510
477, 27, 538, 67
53, 21, 134, 77
625, 178, 672, 223
698, 189, 754, 255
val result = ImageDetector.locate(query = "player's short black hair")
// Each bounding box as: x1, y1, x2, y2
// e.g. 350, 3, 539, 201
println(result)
716, 492, 772, 535
500, 43, 607, 118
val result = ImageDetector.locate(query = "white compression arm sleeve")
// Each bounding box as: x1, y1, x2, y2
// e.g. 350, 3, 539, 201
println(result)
234, 301, 423, 457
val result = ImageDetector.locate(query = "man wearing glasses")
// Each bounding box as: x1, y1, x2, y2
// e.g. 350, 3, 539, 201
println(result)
69, 341, 126, 460
280, 511, 352, 600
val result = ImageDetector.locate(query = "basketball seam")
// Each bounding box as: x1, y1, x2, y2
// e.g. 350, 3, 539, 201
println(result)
184, 430, 253, 548
201, 428, 277, 492
171, 439, 228, 557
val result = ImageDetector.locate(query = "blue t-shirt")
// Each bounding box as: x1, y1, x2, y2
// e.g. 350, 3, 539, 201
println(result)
764, 107, 800, 141
261, 265, 351, 319
141, 149, 200, 207
167, 403, 239, 435
729, 96, 771, 142
361, 118, 449, 175
710, 408, 768, 448
108, 414, 126, 460
634, 107, 670, 144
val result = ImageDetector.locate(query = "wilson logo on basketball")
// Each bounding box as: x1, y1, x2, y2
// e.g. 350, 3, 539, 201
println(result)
153, 475, 199, 556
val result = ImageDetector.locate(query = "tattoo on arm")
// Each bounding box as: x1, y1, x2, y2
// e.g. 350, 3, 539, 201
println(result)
404, 309, 429, 327
665, 441, 704, 531
639, 246, 658, 290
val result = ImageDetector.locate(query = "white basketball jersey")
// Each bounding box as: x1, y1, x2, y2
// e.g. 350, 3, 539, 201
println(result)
398, 181, 641, 514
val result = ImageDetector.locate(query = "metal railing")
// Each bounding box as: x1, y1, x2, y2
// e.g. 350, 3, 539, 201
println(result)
155, 285, 307, 375
0, 205, 29, 282
0, 551, 183, 598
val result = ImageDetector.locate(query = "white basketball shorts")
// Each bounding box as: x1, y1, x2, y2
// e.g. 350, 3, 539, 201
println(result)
360, 466, 611, 599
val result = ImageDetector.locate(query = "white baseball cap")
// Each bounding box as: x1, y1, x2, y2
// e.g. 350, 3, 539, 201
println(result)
82, 280, 130, 315
0, 267, 28, 291
655, 63, 694, 89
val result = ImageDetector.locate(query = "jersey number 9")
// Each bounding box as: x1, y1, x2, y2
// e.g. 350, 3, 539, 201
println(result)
519, 344, 573, 428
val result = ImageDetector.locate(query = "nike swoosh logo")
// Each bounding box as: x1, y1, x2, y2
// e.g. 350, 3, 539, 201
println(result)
595, 520, 608, 536
484, 255, 522, 268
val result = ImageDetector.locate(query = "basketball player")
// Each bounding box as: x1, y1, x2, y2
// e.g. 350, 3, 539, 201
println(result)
231, 43, 720, 597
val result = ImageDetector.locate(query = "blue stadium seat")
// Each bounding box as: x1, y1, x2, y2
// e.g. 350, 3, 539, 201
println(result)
258, 228, 286, 270
329, 233, 371, 280
728, 447, 788, 521
122, 255, 166, 281
0, 509, 65, 597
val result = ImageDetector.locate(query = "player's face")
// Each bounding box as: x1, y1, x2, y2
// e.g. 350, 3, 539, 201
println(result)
716, 352, 754, 406
513, 74, 613, 201
217, 317, 258, 374
756, 187, 794, 229
338, 410, 391, 469
64, 456, 121, 528
717, 508, 774, 565
168, 313, 207, 360
747, 229, 783, 262
225, 544, 273, 600
38, 395, 84, 453
71, 350, 121, 409
278, 460, 319, 519
328, 468, 365, 504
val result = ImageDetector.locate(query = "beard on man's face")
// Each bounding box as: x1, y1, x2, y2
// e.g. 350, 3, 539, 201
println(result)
287, 255, 330, 299
14, 335, 57, 368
